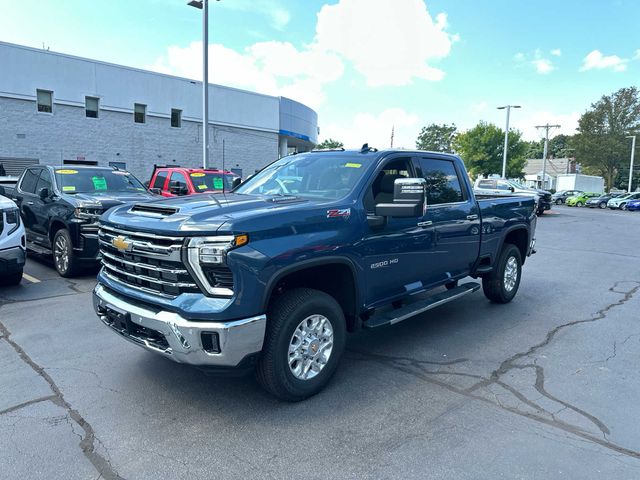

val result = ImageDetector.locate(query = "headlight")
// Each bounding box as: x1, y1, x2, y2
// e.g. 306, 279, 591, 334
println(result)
3, 207, 21, 235
186, 234, 248, 296
74, 203, 103, 221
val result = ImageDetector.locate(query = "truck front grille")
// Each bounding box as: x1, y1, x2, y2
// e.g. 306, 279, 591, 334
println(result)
98, 225, 199, 298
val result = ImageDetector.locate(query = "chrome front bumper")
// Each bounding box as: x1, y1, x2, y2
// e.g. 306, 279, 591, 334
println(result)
93, 284, 266, 367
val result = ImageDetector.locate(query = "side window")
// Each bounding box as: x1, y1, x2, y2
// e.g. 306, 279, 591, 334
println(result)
365, 157, 413, 212
495, 181, 512, 191
19, 169, 39, 194
153, 171, 168, 189
477, 180, 495, 189
169, 172, 187, 188
417, 158, 465, 205
35, 170, 52, 194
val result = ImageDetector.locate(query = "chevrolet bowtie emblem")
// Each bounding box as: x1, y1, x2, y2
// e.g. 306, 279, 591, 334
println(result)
112, 235, 132, 253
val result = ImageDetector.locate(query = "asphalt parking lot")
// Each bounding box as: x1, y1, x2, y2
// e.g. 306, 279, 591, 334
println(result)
1, 206, 640, 480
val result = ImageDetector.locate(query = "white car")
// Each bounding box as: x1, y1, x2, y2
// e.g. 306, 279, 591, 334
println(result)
607, 192, 640, 210
0, 194, 26, 285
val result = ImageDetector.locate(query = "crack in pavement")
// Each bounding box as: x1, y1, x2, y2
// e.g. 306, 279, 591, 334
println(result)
349, 280, 640, 460
0, 319, 125, 480
0, 395, 57, 416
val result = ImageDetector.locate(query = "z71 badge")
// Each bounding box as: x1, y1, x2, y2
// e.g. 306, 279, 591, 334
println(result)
327, 208, 351, 219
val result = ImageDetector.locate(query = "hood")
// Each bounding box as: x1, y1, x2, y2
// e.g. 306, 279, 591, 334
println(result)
66, 191, 157, 211
0, 194, 18, 209
101, 193, 316, 235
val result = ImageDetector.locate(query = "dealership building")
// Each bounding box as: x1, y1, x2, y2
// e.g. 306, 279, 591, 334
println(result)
0, 41, 318, 181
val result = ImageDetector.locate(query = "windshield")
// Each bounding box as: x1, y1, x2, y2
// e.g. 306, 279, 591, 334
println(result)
507, 180, 530, 190
189, 172, 237, 191
235, 154, 372, 200
54, 168, 146, 194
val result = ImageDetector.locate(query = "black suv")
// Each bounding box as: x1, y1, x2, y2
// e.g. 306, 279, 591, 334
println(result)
8, 165, 156, 276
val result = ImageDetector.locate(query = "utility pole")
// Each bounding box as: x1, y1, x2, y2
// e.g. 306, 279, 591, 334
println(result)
535, 123, 560, 190
390, 125, 395, 148
627, 136, 636, 192
497, 105, 521, 178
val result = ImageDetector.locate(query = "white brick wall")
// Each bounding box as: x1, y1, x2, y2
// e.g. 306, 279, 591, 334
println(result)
0, 97, 278, 181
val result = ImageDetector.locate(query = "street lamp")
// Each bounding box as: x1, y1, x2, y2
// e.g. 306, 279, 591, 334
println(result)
497, 105, 521, 178
187, 0, 220, 169
627, 135, 636, 193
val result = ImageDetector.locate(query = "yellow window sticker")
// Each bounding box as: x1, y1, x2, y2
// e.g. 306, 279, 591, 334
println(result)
62, 186, 76, 192
190, 172, 205, 177
344, 163, 362, 168
56, 169, 78, 174
197, 184, 207, 190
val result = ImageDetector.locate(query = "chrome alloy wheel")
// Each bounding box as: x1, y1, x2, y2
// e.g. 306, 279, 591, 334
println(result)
288, 314, 334, 381
54, 234, 69, 273
503, 256, 518, 292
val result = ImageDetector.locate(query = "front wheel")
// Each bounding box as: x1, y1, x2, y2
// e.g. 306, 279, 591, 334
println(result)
599, 202, 607, 209
621, 203, 628, 211
482, 244, 522, 304
53, 229, 79, 277
576, 201, 583, 207
256, 288, 346, 401
555, 199, 563, 205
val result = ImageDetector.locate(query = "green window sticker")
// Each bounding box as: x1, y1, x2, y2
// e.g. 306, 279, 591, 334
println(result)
92, 176, 108, 191
213, 177, 224, 189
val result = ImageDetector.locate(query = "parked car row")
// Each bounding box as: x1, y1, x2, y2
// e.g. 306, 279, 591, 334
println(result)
553, 190, 640, 210
473, 178, 552, 215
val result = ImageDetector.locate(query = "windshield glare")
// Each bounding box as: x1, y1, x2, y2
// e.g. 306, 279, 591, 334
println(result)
235, 154, 371, 200
54, 168, 146, 194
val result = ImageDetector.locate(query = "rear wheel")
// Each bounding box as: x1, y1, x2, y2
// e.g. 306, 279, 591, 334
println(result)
599, 202, 607, 209
256, 288, 346, 401
53, 229, 79, 277
482, 244, 522, 304
555, 199, 563, 205
0, 270, 23, 286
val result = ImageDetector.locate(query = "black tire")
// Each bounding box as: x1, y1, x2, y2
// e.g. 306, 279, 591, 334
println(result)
576, 201, 583, 207
555, 199, 563, 205
445, 280, 458, 290
482, 244, 522, 304
599, 202, 607, 209
621, 203, 628, 211
0, 270, 23, 286
256, 288, 346, 401
52, 229, 79, 277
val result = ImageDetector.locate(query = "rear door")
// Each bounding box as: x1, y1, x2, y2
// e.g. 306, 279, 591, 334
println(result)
15, 167, 41, 239
414, 156, 481, 285
31, 169, 54, 239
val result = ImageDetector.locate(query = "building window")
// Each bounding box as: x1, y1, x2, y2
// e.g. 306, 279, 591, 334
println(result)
171, 109, 182, 128
36, 89, 53, 113
85, 96, 99, 118
134, 103, 146, 123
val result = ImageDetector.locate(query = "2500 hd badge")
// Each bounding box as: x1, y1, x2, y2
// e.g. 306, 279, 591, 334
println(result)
370, 258, 399, 269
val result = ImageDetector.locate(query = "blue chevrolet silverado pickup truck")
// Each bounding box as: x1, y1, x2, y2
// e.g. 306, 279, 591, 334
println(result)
93, 147, 537, 401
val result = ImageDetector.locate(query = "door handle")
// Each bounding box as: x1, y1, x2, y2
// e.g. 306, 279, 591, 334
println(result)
466, 214, 478, 220
26, 201, 34, 206
417, 220, 433, 227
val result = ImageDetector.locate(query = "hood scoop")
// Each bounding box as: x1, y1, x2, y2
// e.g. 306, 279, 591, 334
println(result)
129, 203, 179, 217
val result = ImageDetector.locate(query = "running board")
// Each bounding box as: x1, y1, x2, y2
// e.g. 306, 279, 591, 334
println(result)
363, 283, 480, 329
26, 241, 52, 255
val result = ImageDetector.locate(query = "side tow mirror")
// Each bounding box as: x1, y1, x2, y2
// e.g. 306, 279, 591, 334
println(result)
509, 186, 515, 192
38, 187, 50, 200
231, 177, 242, 190
375, 178, 426, 218
149, 188, 162, 195
169, 181, 188, 196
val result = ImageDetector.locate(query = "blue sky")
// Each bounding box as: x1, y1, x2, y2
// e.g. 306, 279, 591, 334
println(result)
2, 0, 639, 147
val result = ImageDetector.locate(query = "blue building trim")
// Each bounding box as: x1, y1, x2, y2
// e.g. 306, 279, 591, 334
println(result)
279, 129, 311, 142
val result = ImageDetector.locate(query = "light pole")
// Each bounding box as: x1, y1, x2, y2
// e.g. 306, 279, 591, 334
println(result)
497, 105, 521, 178
627, 135, 636, 192
188, 0, 219, 169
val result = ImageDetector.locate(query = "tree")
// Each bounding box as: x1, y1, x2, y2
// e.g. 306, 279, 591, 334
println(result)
415, 123, 457, 152
453, 121, 527, 178
524, 134, 574, 159
314, 138, 344, 150
573, 87, 640, 190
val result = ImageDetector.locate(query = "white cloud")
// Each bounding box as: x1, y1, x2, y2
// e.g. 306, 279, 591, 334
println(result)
218, 0, 291, 30
148, 41, 344, 109
550, 49, 562, 57
515, 49, 555, 74
532, 58, 554, 74
514, 111, 580, 141
580, 50, 628, 72
321, 108, 421, 149
314, 0, 457, 86
470, 101, 488, 114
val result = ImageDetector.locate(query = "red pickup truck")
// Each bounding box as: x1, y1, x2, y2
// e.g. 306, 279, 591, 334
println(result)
148, 166, 240, 197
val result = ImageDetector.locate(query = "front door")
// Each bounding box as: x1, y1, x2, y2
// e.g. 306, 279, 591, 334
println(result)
357, 155, 437, 307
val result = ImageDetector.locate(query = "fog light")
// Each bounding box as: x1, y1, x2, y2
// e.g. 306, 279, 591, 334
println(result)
201, 332, 220, 354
